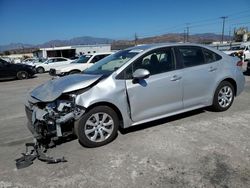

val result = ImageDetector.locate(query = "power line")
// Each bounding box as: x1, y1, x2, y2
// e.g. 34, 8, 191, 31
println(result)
116, 8, 250, 40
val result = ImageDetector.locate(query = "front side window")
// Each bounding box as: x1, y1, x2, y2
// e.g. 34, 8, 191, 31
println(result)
0, 58, 8, 64
84, 49, 140, 76
178, 46, 205, 67
90, 55, 102, 64
123, 48, 175, 79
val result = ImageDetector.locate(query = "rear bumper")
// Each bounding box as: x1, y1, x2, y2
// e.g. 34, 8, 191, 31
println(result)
235, 71, 245, 96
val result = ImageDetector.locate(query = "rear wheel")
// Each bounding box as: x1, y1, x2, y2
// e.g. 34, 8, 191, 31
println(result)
36, 67, 45, 73
211, 81, 234, 111
76, 106, 119, 147
17, 71, 28, 80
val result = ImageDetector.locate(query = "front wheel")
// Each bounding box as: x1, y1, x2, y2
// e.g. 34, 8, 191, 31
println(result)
76, 106, 119, 147
211, 81, 235, 112
36, 67, 45, 73
17, 71, 28, 80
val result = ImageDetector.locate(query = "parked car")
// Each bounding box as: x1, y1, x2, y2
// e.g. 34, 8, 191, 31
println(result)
25, 58, 47, 66
0, 58, 36, 80
34, 57, 73, 73
49, 52, 112, 76
22, 58, 38, 64
223, 42, 250, 61
247, 60, 250, 71
25, 43, 245, 148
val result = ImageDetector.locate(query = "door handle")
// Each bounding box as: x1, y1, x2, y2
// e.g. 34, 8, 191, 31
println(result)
208, 67, 217, 72
170, 75, 182, 81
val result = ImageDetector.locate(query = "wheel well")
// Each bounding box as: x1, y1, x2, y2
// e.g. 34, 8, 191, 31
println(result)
222, 78, 237, 96
86, 102, 124, 127
70, 69, 81, 73
37, 66, 44, 70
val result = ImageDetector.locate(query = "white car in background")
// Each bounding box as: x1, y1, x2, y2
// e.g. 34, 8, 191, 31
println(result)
35, 57, 73, 73
22, 58, 37, 64
223, 42, 250, 61
50, 52, 112, 76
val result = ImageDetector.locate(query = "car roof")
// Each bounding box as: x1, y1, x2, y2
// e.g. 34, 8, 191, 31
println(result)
125, 43, 225, 57
85, 52, 113, 56
127, 43, 212, 51
47, 57, 69, 59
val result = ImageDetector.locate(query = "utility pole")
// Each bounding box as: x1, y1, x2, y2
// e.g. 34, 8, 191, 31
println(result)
183, 29, 186, 43
229, 26, 231, 43
134, 33, 138, 46
186, 23, 189, 42
220, 16, 228, 44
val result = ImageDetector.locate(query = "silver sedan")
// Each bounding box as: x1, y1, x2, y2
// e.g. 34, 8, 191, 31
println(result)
25, 43, 245, 147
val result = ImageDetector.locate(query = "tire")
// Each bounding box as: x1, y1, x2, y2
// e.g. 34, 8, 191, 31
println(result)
36, 67, 45, 73
76, 106, 119, 148
69, 70, 81, 74
17, 71, 28, 80
211, 81, 235, 112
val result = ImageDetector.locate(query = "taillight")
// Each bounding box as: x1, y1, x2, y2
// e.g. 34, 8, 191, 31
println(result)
237, 61, 243, 67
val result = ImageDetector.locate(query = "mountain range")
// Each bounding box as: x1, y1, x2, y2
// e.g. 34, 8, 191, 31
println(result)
0, 33, 230, 52
0, 36, 114, 52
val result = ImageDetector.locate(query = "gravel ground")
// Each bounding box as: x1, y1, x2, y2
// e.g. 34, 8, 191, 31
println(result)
0, 69, 249, 188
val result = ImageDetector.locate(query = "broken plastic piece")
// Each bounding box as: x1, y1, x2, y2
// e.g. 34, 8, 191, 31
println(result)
15, 142, 67, 169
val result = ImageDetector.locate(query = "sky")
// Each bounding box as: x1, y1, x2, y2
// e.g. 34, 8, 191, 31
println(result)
0, 0, 250, 45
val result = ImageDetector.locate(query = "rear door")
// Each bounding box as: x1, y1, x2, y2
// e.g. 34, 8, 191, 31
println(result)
176, 46, 222, 108
124, 47, 183, 122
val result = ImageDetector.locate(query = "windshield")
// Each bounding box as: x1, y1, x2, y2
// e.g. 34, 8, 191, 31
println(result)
83, 49, 139, 75
72, 55, 92, 64
230, 46, 245, 50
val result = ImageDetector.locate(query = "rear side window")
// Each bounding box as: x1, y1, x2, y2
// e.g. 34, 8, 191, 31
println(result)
177, 46, 205, 67
203, 48, 222, 63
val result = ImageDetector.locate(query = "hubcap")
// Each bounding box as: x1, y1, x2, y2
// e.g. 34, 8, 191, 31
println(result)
22, 72, 26, 78
218, 86, 233, 108
84, 113, 114, 143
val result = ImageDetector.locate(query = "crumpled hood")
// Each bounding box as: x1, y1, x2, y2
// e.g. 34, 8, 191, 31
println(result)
30, 74, 102, 102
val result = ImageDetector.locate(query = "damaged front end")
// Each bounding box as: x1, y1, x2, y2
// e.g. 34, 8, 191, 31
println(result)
25, 93, 85, 146
25, 74, 103, 146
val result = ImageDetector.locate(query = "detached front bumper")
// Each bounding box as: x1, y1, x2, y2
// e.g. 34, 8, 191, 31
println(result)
49, 69, 68, 77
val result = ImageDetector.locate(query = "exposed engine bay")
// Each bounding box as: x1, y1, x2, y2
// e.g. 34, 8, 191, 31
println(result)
27, 94, 85, 146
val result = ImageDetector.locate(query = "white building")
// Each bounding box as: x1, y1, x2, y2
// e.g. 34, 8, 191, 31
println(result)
33, 44, 111, 58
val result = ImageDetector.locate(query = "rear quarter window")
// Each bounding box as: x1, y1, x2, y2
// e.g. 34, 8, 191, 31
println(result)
203, 48, 222, 63
177, 46, 205, 67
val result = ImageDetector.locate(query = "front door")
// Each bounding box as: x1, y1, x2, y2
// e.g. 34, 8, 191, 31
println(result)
125, 47, 183, 122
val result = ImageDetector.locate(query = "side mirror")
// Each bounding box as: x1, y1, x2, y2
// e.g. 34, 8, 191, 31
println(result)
132, 69, 150, 83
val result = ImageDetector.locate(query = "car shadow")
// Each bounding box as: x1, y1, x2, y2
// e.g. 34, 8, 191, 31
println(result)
119, 108, 206, 135
0, 75, 38, 82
